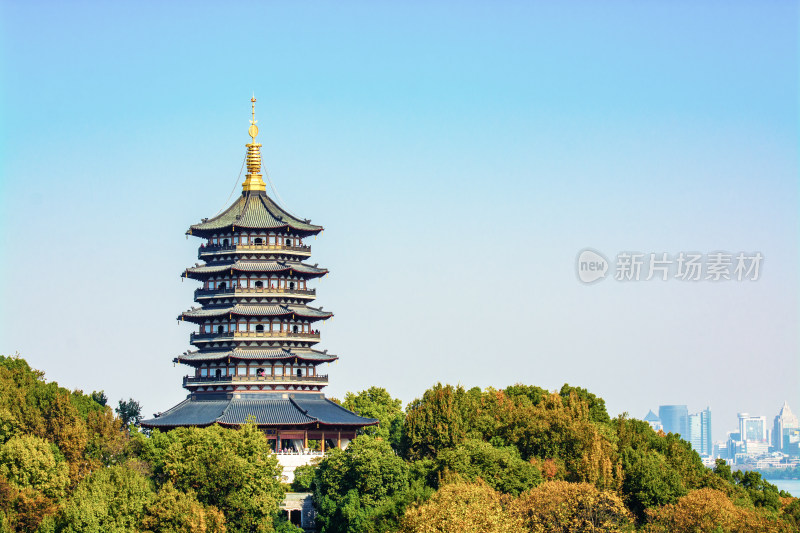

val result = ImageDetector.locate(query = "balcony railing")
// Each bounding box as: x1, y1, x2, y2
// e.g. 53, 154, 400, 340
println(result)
199, 243, 311, 257
194, 286, 316, 298
183, 374, 329, 386
189, 331, 321, 342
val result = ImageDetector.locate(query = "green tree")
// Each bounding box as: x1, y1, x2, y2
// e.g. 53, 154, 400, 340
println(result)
343, 387, 404, 450
435, 439, 541, 495
732, 470, 782, 511
56, 463, 154, 533
291, 464, 317, 492
0, 435, 69, 499
115, 399, 142, 428
403, 384, 478, 460
141, 424, 283, 533
559, 384, 611, 424
89, 392, 107, 408
314, 435, 410, 533
620, 448, 686, 520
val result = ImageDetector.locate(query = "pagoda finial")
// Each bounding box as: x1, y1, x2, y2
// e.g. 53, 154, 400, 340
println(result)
242, 95, 267, 193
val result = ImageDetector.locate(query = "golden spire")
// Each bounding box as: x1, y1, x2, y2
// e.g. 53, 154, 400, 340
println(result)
242, 95, 267, 192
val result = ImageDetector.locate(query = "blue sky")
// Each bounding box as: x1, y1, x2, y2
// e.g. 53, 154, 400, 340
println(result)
1, 1, 797, 441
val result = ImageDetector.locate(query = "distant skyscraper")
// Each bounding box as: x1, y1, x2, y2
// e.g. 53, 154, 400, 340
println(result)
644, 410, 662, 432
700, 407, 712, 456
659, 405, 688, 437
687, 413, 702, 452
684, 408, 712, 456
773, 401, 800, 454
738, 413, 768, 455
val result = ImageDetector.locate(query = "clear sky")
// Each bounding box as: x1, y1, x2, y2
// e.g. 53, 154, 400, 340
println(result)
1, 1, 797, 442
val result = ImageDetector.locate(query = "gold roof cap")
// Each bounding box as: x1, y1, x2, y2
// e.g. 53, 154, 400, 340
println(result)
242, 95, 266, 192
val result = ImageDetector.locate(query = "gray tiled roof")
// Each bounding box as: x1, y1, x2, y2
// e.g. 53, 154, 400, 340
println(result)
184, 261, 327, 277
218, 399, 316, 425
189, 191, 323, 235
293, 398, 381, 426
143, 399, 229, 427
175, 348, 338, 363
179, 304, 332, 320
141, 396, 377, 429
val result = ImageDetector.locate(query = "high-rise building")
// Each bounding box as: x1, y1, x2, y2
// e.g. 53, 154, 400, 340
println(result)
700, 407, 712, 456
687, 413, 702, 452
738, 413, 768, 455
773, 401, 800, 454
141, 99, 376, 451
684, 408, 712, 456
643, 410, 662, 432
659, 405, 688, 437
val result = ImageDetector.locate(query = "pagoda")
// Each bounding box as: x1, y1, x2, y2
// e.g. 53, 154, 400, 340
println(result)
141, 98, 376, 451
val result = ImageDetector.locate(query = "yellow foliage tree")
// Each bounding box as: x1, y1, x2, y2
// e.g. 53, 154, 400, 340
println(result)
511, 480, 634, 532
645, 488, 794, 533
400, 478, 523, 533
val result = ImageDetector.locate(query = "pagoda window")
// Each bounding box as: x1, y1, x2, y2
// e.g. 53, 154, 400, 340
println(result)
268, 235, 276, 245
289, 281, 296, 290
297, 368, 303, 377
255, 324, 264, 333
201, 368, 208, 377
274, 366, 283, 376
292, 325, 299, 334
254, 237, 263, 245
204, 324, 211, 333
218, 282, 227, 290
222, 238, 230, 246
255, 280, 264, 289
217, 325, 225, 334
285, 238, 291, 246
215, 368, 222, 378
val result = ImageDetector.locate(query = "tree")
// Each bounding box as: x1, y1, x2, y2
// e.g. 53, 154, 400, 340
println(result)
291, 463, 317, 492
400, 478, 522, 533
314, 435, 410, 533
511, 480, 633, 532
141, 424, 283, 533
435, 439, 541, 495
141, 482, 226, 533
732, 470, 782, 511
89, 391, 107, 407
0, 435, 69, 500
402, 384, 478, 460
620, 448, 686, 520
343, 387, 404, 450
644, 488, 793, 533
559, 384, 611, 424
56, 463, 155, 533
498, 392, 619, 490
115, 399, 143, 428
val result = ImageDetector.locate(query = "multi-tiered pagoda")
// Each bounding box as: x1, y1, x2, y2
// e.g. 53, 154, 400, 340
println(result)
141, 99, 376, 451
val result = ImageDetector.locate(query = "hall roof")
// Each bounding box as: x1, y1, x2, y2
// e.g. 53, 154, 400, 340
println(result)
141, 396, 377, 429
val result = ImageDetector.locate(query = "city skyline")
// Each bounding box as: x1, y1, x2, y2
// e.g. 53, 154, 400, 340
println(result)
1, 2, 797, 443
